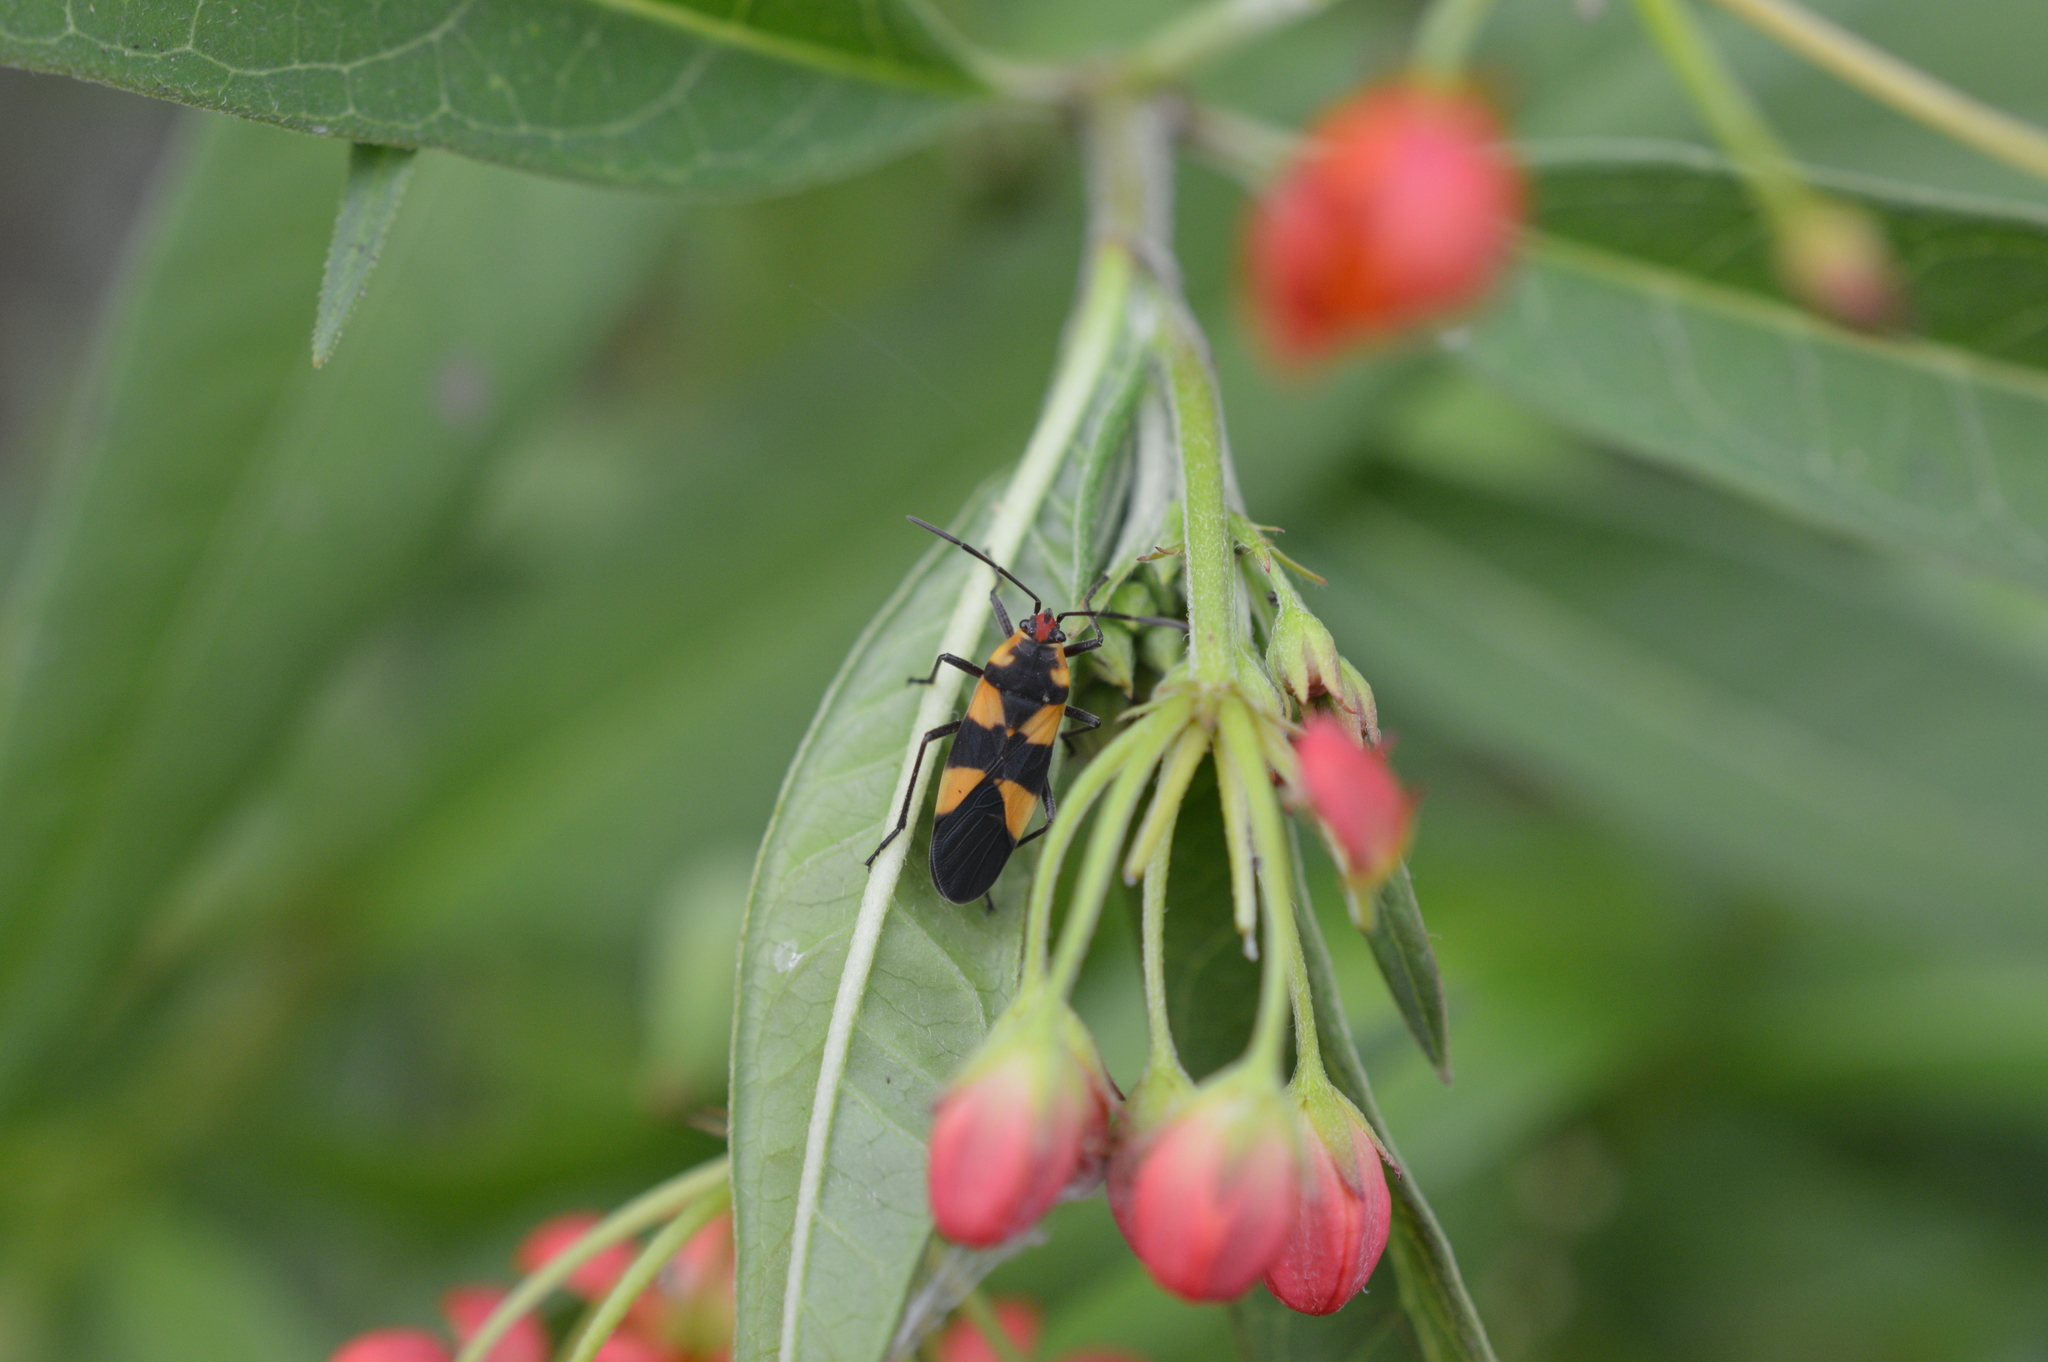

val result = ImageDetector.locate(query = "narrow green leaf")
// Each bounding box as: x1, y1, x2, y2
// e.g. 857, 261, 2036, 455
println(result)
312, 143, 417, 367
1466, 148, 2048, 591
0, 0, 978, 195
1361, 863, 1451, 1084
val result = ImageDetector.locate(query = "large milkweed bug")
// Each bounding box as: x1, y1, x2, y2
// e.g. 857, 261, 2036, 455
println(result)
867, 516, 1186, 908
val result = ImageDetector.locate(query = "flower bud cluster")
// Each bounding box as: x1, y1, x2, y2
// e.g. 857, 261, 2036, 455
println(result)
930, 1024, 1395, 1316
329, 1206, 735, 1362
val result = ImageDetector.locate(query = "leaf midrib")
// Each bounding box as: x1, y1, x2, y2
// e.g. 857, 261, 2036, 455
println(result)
587, 0, 981, 95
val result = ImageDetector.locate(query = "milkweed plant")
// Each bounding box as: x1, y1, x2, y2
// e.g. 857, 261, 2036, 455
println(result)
6, 0, 2048, 1358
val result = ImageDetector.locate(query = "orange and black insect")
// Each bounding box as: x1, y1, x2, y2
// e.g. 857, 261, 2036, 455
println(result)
866, 516, 1185, 908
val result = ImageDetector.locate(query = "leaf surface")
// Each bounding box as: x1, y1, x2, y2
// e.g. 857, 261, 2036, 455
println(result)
732, 502, 1096, 1362
0, 0, 975, 194
1468, 150, 2048, 590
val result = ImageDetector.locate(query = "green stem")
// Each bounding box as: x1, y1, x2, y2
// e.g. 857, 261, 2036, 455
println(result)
1219, 698, 1316, 1075
1214, 702, 1286, 1072
1158, 304, 1237, 689
454, 1158, 727, 1362
959, 1289, 1033, 1362
1138, 831, 1183, 1075
1410, 0, 1502, 87
1047, 699, 1190, 996
1629, 0, 1808, 227
1023, 733, 1133, 984
1122, 723, 1211, 884
561, 1185, 732, 1362
1708, 0, 2048, 184
1123, 0, 1331, 87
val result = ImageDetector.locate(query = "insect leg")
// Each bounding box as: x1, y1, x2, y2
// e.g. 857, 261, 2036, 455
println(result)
865, 721, 963, 865
988, 587, 1013, 638
1065, 706, 1102, 731
1064, 636, 1105, 657
907, 654, 985, 686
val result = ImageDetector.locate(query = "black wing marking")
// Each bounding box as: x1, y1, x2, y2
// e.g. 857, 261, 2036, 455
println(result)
930, 777, 1017, 905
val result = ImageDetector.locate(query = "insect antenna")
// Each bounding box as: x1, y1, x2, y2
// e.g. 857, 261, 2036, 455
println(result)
1057, 609, 1190, 631
906, 515, 1046, 613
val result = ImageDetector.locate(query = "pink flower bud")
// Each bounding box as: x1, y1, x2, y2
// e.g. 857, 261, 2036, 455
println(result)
928, 1003, 1116, 1248
1116, 1071, 1301, 1301
517, 1212, 638, 1301
1249, 81, 1523, 358
331, 1330, 452, 1362
935, 1298, 1040, 1362
441, 1286, 548, 1362
1263, 1088, 1392, 1315
1294, 714, 1414, 892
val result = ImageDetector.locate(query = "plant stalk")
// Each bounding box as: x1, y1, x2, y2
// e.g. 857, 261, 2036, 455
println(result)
1708, 0, 2048, 183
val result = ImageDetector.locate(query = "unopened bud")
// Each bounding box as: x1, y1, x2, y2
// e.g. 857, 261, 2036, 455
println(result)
516, 1213, 637, 1301
928, 1000, 1116, 1247
332, 1331, 452, 1362
935, 1299, 1040, 1362
1263, 1083, 1392, 1315
1249, 81, 1523, 358
1294, 714, 1413, 892
1776, 199, 1899, 331
1267, 602, 1377, 740
1115, 1067, 1301, 1301
442, 1286, 547, 1362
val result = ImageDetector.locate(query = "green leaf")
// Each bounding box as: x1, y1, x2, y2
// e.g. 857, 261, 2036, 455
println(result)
1465, 148, 2048, 592
1309, 464, 2048, 939
730, 502, 1030, 1362
1361, 863, 1451, 1085
313, 143, 417, 367
0, 0, 977, 195
0, 114, 681, 1114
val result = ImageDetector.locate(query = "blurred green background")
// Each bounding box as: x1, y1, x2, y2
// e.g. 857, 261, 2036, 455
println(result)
2, 0, 2046, 1359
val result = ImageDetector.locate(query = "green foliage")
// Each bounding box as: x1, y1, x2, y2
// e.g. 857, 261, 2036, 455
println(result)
2, 0, 2048, 1360
0, 0, 974, 193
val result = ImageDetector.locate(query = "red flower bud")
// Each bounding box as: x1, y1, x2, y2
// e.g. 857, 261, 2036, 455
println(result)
1263, 1087, 1392, 1315
1249, 81, 1523, 358
442, 1286, 548, 1362
517, 1212, 638, 1301
331, 1330, 452, 1362
935, 1299, 1040, 1362
592, 1337, 674, 1362
928, 1002, 1116, 1248
1116, 1070, 1301, 1301
1294, 714, 1414, 892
